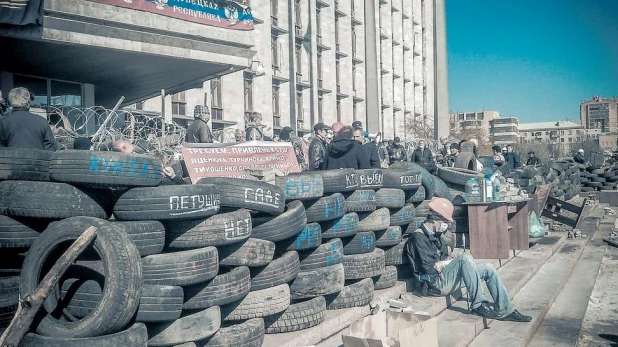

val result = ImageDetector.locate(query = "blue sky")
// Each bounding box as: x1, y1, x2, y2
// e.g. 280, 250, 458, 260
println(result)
446, 0, 618, 123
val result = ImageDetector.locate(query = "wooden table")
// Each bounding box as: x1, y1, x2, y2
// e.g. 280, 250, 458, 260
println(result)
465, 199, 531, 259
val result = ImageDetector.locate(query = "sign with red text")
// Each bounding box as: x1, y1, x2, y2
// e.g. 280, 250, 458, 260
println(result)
181, 141, 301, 183
87, 0, 254, 30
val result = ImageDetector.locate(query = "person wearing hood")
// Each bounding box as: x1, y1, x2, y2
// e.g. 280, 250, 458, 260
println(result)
326, 125, 371, 170
353, 127, 380, 168
413, 140, 436, 173
0, 87, 60, 151
185, 105, 213, 143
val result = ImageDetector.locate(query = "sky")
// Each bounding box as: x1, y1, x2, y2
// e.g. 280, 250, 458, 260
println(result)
446, 0, 618, 124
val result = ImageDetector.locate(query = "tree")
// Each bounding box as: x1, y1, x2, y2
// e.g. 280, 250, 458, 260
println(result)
450, 125, 492, 156
404, 115, 434, 139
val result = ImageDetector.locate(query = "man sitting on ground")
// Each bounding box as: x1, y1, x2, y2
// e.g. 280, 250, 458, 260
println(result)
405, 197, 532, 322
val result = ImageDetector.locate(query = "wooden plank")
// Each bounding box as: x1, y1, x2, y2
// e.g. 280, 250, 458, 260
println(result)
545, 197, 581, 214
508, 201, 530, 251
533, 185, 551, 213
468, 204, 509, 259
0, 227, 97, 347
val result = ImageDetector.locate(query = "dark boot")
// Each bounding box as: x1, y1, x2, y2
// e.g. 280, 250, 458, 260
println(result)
497, 310, 532, 322
472, 302, 501, 319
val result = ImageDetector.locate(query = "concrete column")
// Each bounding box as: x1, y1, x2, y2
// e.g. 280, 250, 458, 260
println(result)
364, 0, 381, 134
0, 72, 14, 99
433, 0, 449, 139
83, 83, 95, 107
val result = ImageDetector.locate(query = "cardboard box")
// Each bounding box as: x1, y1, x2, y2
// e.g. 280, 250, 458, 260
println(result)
342, 311, 438, 347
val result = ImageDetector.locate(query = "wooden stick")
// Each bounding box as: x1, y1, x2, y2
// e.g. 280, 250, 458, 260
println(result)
91, 96, 125, 144
0, 226, 98, 347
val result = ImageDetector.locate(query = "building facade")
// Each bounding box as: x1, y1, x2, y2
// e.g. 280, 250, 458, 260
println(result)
518, 121, 585, 147
489, 117, 519, 146
0, 0, 256, 126
140, 0, 449, 140
580, 96, 618, 133
449, 110, 499, 143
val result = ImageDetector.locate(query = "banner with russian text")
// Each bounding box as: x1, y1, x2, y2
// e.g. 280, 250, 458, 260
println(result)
87, 0, 254, 30
182, 141, 301, 183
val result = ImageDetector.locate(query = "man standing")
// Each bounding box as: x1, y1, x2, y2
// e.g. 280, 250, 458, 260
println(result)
443, 143, 460, 167
185, 105, 213, 143
378, 140, 390, 168
0, 87, 60, 150
504, 144, 521, 170
279, 126, 307, 171
390, 137, 407, 164
413, 140, 436, 173
353, 127, 380, 168
308, 122, 331, 171
526, 151, 541, 166
406, 197, 532, 322
326, 125, 370, 170
492, 145, 505, 167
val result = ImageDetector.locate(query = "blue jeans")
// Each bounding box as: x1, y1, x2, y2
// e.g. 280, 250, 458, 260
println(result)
434, 253, 515, 318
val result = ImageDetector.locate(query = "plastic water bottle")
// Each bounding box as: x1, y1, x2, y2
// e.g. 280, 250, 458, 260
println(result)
492, 175, 501, 201
485, 175, 493, 202
465, 178, 481, 203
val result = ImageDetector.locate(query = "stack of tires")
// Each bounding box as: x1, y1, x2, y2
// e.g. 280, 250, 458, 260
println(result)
580, 164, 618, 193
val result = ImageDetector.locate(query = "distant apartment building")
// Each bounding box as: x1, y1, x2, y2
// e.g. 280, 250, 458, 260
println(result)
518, 121, 585, 147
580, 96, 618, 132
449, 110, 499, 137
449, 110, 518, 145
137, 0, 450, 140
489, 117, 518, 146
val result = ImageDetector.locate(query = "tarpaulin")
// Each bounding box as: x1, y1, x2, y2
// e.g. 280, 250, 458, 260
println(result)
0, 0, 44, 25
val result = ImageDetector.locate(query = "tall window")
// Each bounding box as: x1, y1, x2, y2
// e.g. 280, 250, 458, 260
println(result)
270, 0, 278, 21
295, 0, 301, 27
317, 52, 323, 84
244, 74, 253, 112
171, 92, 186, 116
316, 9, 321, 37
335, 20, 340, 50
272, 85, 280, 122
296, 91, 303, 121
318, 96, 324, 122
271, 36, 279, 69
337, 100, 341, 122
336, 59, 341, 88
352, 65, 356, 91
352, 28, 357, 57
211, 78, 222, 108
295, 44, 303, 74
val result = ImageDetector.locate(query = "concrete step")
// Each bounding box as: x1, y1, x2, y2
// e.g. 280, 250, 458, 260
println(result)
436, 232, 570, 347
528, 212, 615, 347
463, 209, 605, 347
315, 235, 565, 347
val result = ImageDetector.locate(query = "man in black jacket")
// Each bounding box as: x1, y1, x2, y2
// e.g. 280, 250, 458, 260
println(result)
326, 126, 371, 170
405, 197, 532, 322
353, 127, 380, 168
0, 87, 60, 151
573, 149, 586, 164
526, 151, 541, 166
308, 122, 330, 170
413, 140, 436, 173
504, 144, 521, 170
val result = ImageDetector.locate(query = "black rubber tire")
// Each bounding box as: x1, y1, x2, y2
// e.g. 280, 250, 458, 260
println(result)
201, 318, 265, 347
600, 186, 614, 191
147, 306, 220, 346
250, 251, 300, 291
0, 276, 19, 309
218, 238, 276, 267
389, 204, 416, 226
313, 169, 359, 194
375, 188, 405, 208
183, 266, 251, 310
587, 182, 602, 187
50, 150, 162, 187
112, 221, 165, 256
303, 193, 345, 222
405, 186, 426, 203
0, 181, 110, 219
21, 217, 141, 338
453, 152, 477, 171
520, 168, 535, 179
383, 240, 406, 266
591, 168, 606, 175
374, 226, 403, 247
341, 231, 376, 255
321, 213, 360, 239
608, 176, 618, 182
343, 190, 377, 213
142, 247, 218, 286
61, 277, 183, 323
251, 200, 307, 242
591, 176, 607, 183
326, 278, 374, 309
357, 208, 390, 232
382, 169, 422, 190
389, 162, 435, 199
198, 177, 285, 215
414, 200, 431, 218
520, 178, 530, 187
21, 323, 148, 347
581, 187, 594, 192
355, 169, 384, 189
0, 215, 41, 248
0, 148, 51, 181
113, 184, 220, 221
341, 248, 385, 280
221, 283, 290, 321
437, 167, 482, 186
290, 263, 345, 299
165, 210, 252, 250
298, 238, 344, 270
275, 172, 324, 200
433, 176, 451, 199
276, 222, 322, 251
264, 296, 326, 334
372, 265, 398, 290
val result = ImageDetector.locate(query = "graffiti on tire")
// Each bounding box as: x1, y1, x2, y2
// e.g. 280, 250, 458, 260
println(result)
244, 187, 283, 208
89, 156, 158, 179
169, 194, 220, 216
